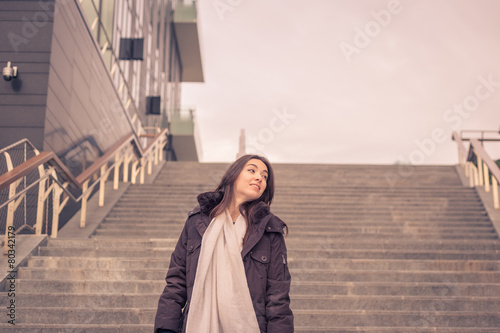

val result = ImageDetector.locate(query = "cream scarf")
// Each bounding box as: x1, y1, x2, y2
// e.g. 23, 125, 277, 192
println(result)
186, 210, 260, 333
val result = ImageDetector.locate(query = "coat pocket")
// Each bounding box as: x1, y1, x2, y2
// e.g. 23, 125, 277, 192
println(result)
249, 250, 270, 280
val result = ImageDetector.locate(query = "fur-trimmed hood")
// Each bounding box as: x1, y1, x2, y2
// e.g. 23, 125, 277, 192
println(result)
196, 191, 271, 224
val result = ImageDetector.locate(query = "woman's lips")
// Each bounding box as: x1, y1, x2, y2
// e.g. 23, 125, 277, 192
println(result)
250, 184, 260, 191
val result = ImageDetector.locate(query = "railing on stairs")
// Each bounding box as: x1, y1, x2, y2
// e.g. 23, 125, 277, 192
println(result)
452, 130, 500, 209
0, 128, 168, 254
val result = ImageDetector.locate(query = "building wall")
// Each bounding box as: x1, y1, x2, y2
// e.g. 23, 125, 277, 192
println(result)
44, 0, 135, 175
0, 0, 55, 150
0, 0, 184, 171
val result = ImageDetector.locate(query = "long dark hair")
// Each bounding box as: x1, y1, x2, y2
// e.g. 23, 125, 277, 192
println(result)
209, 155, 275, 244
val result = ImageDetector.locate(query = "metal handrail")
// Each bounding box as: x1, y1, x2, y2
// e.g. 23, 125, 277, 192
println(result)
451, 131, 469, 165
0, 129, 167, 192
469, 139, 500, 184
460, 129, 500, 142
0, 138, 38, 155
452, 130, 500, 209
0, 129, 168, 247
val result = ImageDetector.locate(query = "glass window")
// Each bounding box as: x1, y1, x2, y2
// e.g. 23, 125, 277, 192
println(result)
100, 0, 115, 43
80, 0, 99, 39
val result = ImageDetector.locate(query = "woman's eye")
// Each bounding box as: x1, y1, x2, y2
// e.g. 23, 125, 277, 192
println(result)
248, 169, 255, 173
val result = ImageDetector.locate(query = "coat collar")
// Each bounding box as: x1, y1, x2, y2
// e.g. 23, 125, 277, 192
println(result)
194, 191, 284, 258
196, 191, 271, 223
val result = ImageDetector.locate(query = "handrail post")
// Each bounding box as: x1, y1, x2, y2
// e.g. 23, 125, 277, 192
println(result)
468, 163, 474, 187
123, 151, 133, 183
4, 180, 18, 255
154, 141, 160, 166
80, 179, 90, 228
99, 164, 107, 207
140, 157, 145, 184
147, 153, 153, 175
493, 178, 499, 209
477, 154, 484, 186
50, 170, 61, 238
4, 152, 16, 254
159, 138, 165, 162
473, 163, 479, 186
113, 151, 121, 190
484, 162, 490, 193
35, 164, 47, 235
131, 160, 139, 184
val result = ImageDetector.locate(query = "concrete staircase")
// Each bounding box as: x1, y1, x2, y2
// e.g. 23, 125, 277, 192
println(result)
2, 162, 500, 332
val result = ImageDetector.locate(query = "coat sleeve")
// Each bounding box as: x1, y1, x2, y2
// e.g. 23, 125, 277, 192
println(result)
266, 227, 294, 332
154, 217, 190, 333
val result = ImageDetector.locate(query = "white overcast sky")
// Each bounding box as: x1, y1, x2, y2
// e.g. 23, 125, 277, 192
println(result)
181, 0, 500, 164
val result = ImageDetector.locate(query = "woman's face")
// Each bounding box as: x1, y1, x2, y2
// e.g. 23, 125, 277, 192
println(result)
233, 158, 268, 203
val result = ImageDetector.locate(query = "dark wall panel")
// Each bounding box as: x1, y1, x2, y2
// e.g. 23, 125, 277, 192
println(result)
0, 73, 49, 94
0, 1, 54, 150
1, 106, 46, 127
44, 0, 135, 175
0, 127, 44, 150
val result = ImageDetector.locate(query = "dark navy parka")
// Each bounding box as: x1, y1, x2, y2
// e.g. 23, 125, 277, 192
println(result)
154, 191, 294, 333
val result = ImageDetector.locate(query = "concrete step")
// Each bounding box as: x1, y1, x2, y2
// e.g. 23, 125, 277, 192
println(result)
291, 310, 500, 327
122, 190, 480, 200
16, 267, 500, 283
25, 257, 500, 271
101, 214, 494, 223
1, 292, 499, 312
11, 162, 500, 330
26, 257, 171, 269
3, 324, 498, 333
8, 307, 500, 326
117, 196, 478, 204
284, 232, 498, 241
284, 239, 500, 251
36, 246, 500, 260
45, 238, 500, 251
45, 238, 179, 248
119, 195, 482, 205
37, 247, 175, 258
106, 206, 489, 217
89, 229, 499, 241
104, 211, 491, 222
95, 223, 496, 234
99, 220, 495, 230
17, 279, 500, 297
0, 324, 152, 333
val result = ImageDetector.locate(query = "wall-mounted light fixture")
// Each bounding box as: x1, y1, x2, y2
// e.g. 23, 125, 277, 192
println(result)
3, 62, 18, 81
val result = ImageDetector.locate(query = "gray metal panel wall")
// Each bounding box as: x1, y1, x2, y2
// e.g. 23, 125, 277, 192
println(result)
0, 0, 55, 150
44, 0, 134, 175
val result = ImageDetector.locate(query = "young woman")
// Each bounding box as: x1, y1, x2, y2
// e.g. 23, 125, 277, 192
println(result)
154, 155, 294, 333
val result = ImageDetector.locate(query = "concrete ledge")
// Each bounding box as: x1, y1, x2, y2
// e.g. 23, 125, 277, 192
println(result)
0, 234, 47, 291
474, 185, 500, 238
454, 164, 470, 187
0, 160, 166, 290
455, 164, 500, 237
58, 160, 165, 239
57, 182, 131, 239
